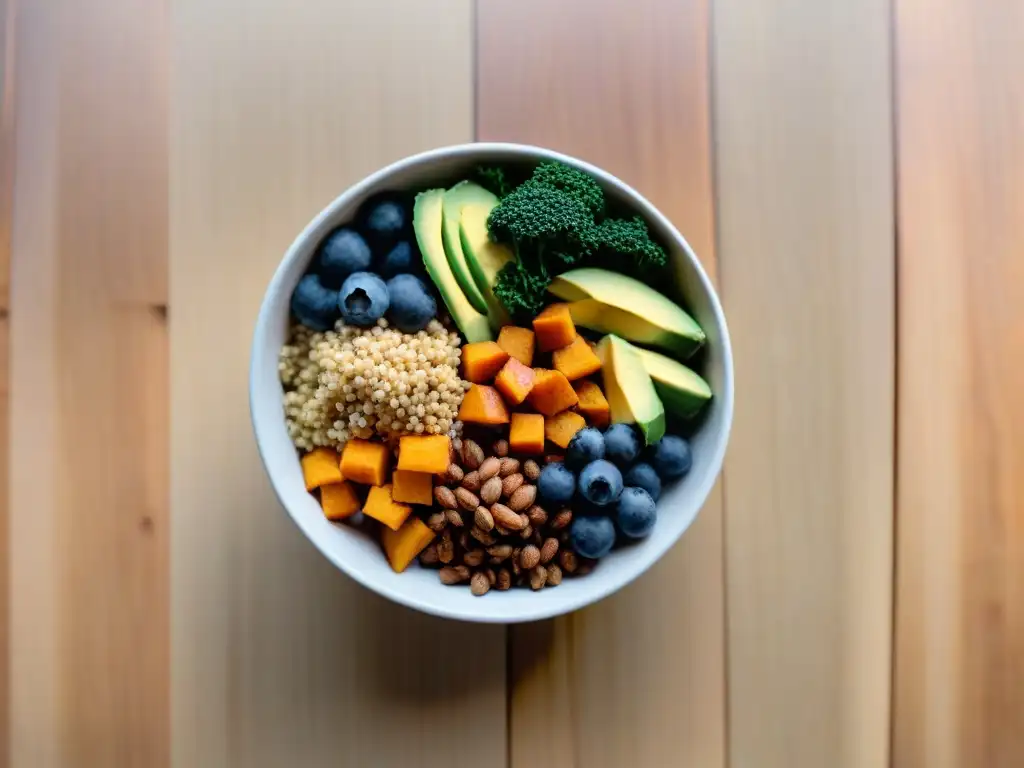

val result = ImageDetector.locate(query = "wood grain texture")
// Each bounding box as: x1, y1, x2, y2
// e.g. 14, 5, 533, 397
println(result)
713, 0, 895, 766
170, 3, 506, 766
8, 0, 169, 765
893, 2, 1024, 767
476, 2, 726, 766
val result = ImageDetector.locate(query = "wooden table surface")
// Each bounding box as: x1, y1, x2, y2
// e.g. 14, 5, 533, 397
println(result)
3, 0, 1022, 766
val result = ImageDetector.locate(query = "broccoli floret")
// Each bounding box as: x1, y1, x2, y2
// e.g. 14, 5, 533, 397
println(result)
530, 161, 605, 218
593, 216, 667, 270
474, 166, 515, 199
487, 180, 597, 265
493, 261, 551, 322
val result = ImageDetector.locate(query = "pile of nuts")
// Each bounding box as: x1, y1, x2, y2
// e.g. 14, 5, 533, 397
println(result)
419, 436, 593, 596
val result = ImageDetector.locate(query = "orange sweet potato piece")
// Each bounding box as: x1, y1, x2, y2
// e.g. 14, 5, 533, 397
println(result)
391, 469, 434, 505
320, 481, 361, 521
381, 516, 436, 573
397, 434, 451, 474
461, 341, 510, 383
363, 484, 412, 531
544, 410, 587, 449
553, 335, 602, 381
493, 357, 536, 406
300, 447, 344, 491
526, 369, 579, 417
509, 413, 545, 455
573, 380, 611, 428
532, 303, 576, 352
458, 384, 511, 425
496, 325, 535, 367
339, 439, 390, 486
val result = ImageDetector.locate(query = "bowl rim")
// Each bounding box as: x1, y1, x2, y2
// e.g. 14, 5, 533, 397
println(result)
249, 141, 734, 623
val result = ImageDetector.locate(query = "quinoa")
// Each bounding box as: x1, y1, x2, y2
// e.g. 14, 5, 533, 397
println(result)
279, 317, 469, 452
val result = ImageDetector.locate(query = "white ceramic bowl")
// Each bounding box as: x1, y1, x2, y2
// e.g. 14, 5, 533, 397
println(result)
250, 143, 733, 623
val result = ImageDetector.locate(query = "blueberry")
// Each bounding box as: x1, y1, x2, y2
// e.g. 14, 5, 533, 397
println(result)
577, 459, 623, 507
623, 462, 662, 502
386, 273, 436, 333
616, 487, 657, 539
646, 435, 693, 481
566, 427, 605, 470
290, 273, 340, 331
603, 423, 641, 467
537, 462, 576, 505
377, 240, 423, 279
338, 272, 389, 327
317, 228, 372, 288
570, 516, 616, 559
359, 195, 409, 250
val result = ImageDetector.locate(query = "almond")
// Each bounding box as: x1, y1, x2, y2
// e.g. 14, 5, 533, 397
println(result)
464, 549, 485, 567
526, 504, 548, 527
520, 523, 534, 540
461, 439, 485, 470
529, 564, 548, 590
495, 524, 512, 536
498, 457, 520, 478
485, 568, 496, 586
501, 473, 525, 498
440, 463, 464, 485
550, 508, 573, 530
523, 459, 541, 481
470, 526, 497, 546
540, 537, 559, 564
474, 506, 494, 531
440, 566, 464, 585
455, 487, 480, 511
458, 530, 470, 551
438, 534, 455, 564
461, 470, 482, 492
426, 511, 448, 532
445, 509, 465, 527
478, 456, 501, 481
480, 476, 503, 505
559, 549, 578, 573
520, 545, 541, 570
470, 572, 490, 596
491, 503, 526, 531
419, 543, 439, 566
433, 486, 457, 510
496, 568, 512, 590
492, 439, 510, 458
546, 563, 563, 586
486, 544, 513, 561
508, 483, 536, 511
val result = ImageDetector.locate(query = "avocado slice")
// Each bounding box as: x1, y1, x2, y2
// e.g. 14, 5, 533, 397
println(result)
413, 190, 492, 343
549, 268, 705, 358
634, 346, 712, 418
441, 182, 496, 314
595, 335, 666, 445
459, 201, 513, 330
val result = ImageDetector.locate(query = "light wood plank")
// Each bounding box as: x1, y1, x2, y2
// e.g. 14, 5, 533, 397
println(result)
713, 0, 895, 766
170, 3, 505, 766
476, 2, 726, 766
894, 1, 1024, 766
8, 0, 169, 765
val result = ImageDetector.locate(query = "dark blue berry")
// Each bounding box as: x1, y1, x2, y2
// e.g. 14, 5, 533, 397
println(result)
603, 423, 641, 467
616, 487, 657, 539
338, 272, 389, 327
386, 273, 436, 333
646, 435, 693, 481
359, 195, 409, 250
623, 462, 662, 502
317, 228, 372, 288
290, 273, 340, 331
537, 462, 576, 505
565, 427, 605, 470
577, 459, 623, 507
377, 240, 424, 279
570, 516, 616, 559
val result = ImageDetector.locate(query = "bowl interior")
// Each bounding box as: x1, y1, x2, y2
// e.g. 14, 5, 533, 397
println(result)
250, 143, 733, 623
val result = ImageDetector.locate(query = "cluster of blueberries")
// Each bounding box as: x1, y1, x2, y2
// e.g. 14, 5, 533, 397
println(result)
290, 193, 438, 333
536, 424, 693, 560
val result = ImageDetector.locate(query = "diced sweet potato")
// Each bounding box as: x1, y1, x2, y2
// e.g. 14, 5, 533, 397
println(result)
497, 325, 535, 367
493, 357, 536, 406
532, 303, 576, 352
300, 447, 343, 491
397, 434, 450, 474
461, 341, 510, 383
320, 481, 361, 521
381, 516, 436, 573
527, 369, 579, 416
509, 413, 545, 455
391, 469, 434, 505
544, 410, 587, 449
363, 484, 412, 531
553, 335, 602, 381
573, 379, 611, 428
458, 384, 510, 425
340, 439, 390, 486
